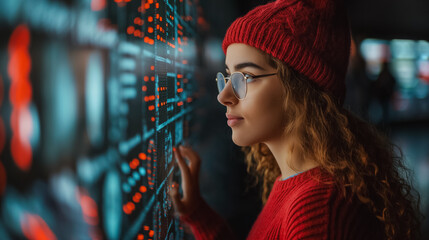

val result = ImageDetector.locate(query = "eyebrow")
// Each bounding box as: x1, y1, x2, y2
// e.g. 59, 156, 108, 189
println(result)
225, 62, 266, 71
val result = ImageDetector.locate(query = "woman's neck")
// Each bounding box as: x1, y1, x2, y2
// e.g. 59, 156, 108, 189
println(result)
264, 134, 319, 180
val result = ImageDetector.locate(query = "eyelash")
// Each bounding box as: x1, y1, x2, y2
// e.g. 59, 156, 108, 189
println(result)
245, 74, 256, 83
225, 72, 256, 83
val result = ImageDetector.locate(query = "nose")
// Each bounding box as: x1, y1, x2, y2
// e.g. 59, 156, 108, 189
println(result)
217, 80, 239, 107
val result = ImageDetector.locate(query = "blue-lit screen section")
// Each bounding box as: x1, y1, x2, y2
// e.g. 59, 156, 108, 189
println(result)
0, 0, 200, 239
356, 39, 429, 123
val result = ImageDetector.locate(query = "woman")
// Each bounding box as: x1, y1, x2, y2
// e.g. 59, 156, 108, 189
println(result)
169, 0, 421, 239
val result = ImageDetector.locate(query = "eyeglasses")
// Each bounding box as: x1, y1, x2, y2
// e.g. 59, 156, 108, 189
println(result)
216, 72, 277, 100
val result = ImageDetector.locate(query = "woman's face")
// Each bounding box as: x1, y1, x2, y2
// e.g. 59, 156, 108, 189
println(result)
218, 43, 286, 146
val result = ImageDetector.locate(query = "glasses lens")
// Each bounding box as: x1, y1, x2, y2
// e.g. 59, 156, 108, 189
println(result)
231, 73, 246, 99
216, 72, 225, 93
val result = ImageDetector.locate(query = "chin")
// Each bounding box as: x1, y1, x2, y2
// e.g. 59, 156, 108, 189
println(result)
231, 132, 257, 147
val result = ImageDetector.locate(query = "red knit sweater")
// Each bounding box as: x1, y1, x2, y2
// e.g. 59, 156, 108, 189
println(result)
180, 167, 384, 240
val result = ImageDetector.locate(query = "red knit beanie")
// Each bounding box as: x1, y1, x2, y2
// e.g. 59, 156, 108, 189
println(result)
222, 0, 351, 104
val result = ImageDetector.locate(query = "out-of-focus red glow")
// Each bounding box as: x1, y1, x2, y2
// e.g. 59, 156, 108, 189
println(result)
0, 75, 3, 106
144, 37, 154, 45
0, 118, 5, 154
130, 158, 139, 169
97, 18, 117, 31
76, 188, 99, 226
123, 202, 135, 215
418, 61, 429, 83
134, 29, 141, 37
197, 16, 209, 31
0, 75, 4, 190
139, 153, 147, 160
91, 0, 106, 11
20, 213, 57, 240
134, 17, 144, 26
114, 0, 131, 4
8, 25, 33, 171
0, 161, 6, 195
144, 95, 155, 102
167, 42, 176, 48
350, 37, 356, 59
132, 192, 142, 203
127, 26, 135, 35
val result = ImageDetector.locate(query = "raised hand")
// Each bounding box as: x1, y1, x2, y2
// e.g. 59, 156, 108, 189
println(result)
169, 145, 204, 217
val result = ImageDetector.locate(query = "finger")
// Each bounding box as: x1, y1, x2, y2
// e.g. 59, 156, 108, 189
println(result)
179, 146, 201, 172
179, 146, 201, 179
169, 182, 184, 214
173, 147, 192, 199
167, 168, 175, 194
174, 146, 191, 177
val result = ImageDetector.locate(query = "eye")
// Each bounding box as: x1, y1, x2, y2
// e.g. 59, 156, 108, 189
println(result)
244, 73, 256, 83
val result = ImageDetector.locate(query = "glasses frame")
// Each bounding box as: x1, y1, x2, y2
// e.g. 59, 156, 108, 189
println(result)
216, 72, 277, 100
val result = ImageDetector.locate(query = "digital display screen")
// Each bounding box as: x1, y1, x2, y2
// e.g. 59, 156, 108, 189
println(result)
0, 0, 202, 239
356, 38, 429, 122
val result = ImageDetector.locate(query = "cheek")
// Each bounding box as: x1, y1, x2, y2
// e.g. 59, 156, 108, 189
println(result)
248, 81, 284, 125
248, 96, 284, 131
237, 84, 285, 142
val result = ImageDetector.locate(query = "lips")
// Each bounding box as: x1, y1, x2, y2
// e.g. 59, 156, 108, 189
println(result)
226, 113, 244, 127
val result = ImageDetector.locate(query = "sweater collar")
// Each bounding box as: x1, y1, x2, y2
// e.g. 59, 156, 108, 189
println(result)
272, 166, 329, 191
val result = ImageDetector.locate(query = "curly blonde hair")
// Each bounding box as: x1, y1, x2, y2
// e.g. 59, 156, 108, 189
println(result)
242, 55, 422, 240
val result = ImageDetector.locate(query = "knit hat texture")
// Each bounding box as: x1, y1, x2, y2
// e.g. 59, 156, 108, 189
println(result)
222, 0, 351, 104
